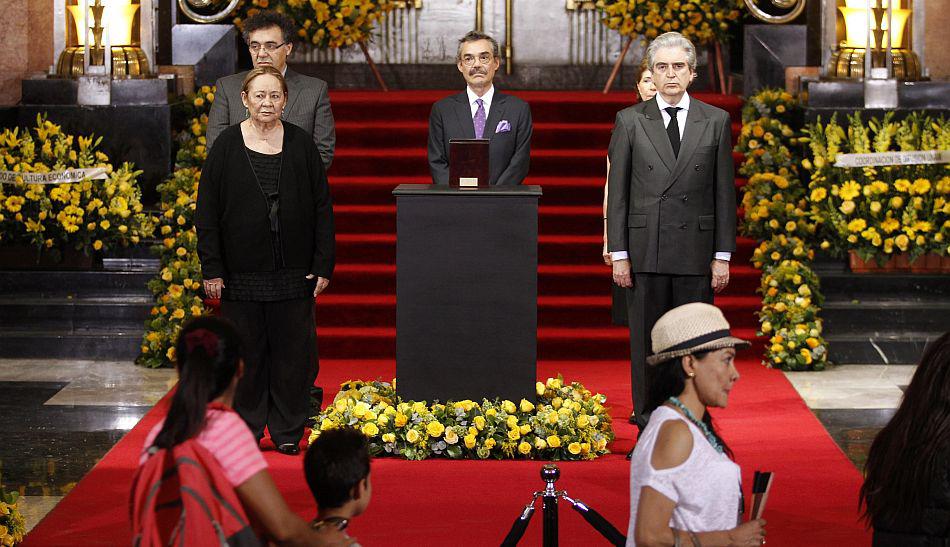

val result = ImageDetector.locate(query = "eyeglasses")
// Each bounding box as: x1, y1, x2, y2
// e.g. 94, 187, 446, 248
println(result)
460, 53, 494, 67
249, 41, 288, 53
653, 62, 689, 74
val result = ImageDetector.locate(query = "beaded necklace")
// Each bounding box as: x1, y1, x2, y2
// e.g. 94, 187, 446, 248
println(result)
666, 396, 724, 455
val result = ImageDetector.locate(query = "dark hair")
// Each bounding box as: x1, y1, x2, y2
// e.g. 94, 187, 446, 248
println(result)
242, 65, 289, 95
241, 10, 297, 45
632, 59, 651, 101
456, 30, 500, 61
152, 316, 244, 449
647, 349, 734, 458
860, 332, 950, 529
304, 427, 371, 510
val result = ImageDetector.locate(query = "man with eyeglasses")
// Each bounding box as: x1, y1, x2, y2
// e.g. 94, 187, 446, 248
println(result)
427, 31, 532, 186
207, 10, 335, 170
605, 32, 737, 447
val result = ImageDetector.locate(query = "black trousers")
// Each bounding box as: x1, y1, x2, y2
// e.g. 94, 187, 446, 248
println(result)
220, 297, 318, 445
626, 272, 712, 429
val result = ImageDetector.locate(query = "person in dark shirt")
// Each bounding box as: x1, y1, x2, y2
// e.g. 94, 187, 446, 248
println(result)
861, 331, 950, 546
196, 65, 335, 456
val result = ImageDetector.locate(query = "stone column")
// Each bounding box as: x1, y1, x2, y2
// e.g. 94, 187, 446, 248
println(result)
0, 0, 53, 105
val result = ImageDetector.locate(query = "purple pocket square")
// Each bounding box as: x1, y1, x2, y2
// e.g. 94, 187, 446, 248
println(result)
495, 120, 511, 133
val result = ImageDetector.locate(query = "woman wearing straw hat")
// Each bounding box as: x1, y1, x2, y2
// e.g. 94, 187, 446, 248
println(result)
627, 302, 767, 546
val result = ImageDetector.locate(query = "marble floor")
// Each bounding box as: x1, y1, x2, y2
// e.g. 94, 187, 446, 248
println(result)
0, 359, 175, 532
1, 359, 908, 534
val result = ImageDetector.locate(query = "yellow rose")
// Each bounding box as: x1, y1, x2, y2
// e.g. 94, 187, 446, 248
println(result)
839, 200, 856, 215
507, 428, 521, 441
444, 427, 459, 444
502, 400, 517, 414
352, 401, 370, 418
506, 415, 518, 429
361, 422, 379, 436
406, 429, 421, 443
567, 442, 582, 455
320, 418, 334, 431
93, 240, 103, 251
576, 414, 590, 428
334, 399, 348, 412
518, 441, 532, 455
546, 377, 562, 389
847, 219, 867, 232
411, 401, 427, 414
869, 201, 882, 213
895, 234, 910, 251
172, 308, 185, 319
519, 399, 535, 413
486, 408, 497, 417
474, 415, 486, 430
485, 438, 496, 449
519, 424, 531, 435
535, 437, 547, 450
546, 435, 561, 448
536, 382, 545, 396
547, 411, 559, 424
426, 421, 445, 437
464, 434, 477, 449
382, 433, 396, 443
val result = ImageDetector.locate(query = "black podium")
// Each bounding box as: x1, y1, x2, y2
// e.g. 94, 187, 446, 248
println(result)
394, 184, 541, 403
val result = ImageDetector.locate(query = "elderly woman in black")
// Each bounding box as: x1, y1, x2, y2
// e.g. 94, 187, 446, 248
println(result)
196, 65, 334, 456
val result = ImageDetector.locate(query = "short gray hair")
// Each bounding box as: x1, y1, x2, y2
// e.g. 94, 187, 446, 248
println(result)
456, 31, 500, 62
646, 32, 697, 72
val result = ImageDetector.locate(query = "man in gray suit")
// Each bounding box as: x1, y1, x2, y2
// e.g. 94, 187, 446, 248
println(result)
207, 10, 335, 169
428, 31, 532, 186
607, 32, 736, 436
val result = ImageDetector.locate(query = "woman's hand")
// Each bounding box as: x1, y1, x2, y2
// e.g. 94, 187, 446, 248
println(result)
306, 274, 330, 297
203, 277, 225, 299
728, 519, 767, 546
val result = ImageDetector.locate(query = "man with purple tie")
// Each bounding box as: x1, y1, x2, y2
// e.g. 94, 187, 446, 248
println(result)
427, 31, 533, 186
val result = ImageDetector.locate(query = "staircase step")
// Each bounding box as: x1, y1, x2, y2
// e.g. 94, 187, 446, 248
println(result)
336, 233, 756, 265
315, 294, 760, 329
329, 148, 745, 178
335, 120, 744, 150
328, 263, 761, 296
0, 295, 150, 331
822, 299, 950, 332
328, 90, 743, 124
0, 329, 143, 360
824, 331, 944, 365
0, 270, 155, 295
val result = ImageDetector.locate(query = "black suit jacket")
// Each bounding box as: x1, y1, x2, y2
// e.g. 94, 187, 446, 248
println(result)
207, 68, 336, 169
606, 96, 736, 275
427, 90, 532, 186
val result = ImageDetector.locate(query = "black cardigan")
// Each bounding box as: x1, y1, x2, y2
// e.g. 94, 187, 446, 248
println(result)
196, 122, 335, 281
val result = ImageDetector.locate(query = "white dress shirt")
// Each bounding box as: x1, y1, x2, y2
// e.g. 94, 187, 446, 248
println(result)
610, 91, 731, 263
466, 85, 495, 119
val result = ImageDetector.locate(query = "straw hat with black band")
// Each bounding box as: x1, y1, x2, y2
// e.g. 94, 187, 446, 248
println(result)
646, 302, 750, 366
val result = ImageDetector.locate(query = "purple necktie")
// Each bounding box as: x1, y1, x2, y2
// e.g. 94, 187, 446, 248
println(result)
473, 98, 486, 139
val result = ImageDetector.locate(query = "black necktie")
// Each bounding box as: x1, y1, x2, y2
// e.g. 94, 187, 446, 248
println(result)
664, 106, 682, 157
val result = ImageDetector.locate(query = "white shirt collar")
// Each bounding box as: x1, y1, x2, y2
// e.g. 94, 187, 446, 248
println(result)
656, 91, 690, 113
466, 85, 495, 112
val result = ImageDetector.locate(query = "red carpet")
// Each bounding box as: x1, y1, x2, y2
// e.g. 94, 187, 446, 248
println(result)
24, 359, 869, 546
24, 91, 868, 544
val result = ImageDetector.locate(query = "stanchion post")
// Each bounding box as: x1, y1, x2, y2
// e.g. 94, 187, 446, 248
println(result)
541, 464, 560, 547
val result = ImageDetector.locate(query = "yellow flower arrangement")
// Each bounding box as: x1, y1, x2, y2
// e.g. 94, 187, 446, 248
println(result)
595, 0, 743, 44
0, 115, 154, 258
232, 0, 395, 50
804, 112, 950, 263
309, 376, 615, 461
0, 479, 25, 546
757, 260, 828, 371
738, 89, 829, 371
137, 88, 216, 368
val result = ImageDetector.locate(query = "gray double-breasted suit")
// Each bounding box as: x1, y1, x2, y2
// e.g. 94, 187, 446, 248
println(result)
207, 68, 336, 170
427, 90, 532, 186
607, 95, 736, 426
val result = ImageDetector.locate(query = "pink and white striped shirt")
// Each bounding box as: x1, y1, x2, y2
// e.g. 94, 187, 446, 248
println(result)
139, 407, 268, 487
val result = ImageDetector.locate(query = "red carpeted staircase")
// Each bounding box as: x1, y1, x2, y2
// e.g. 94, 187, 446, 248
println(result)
321, 90, 759, 362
